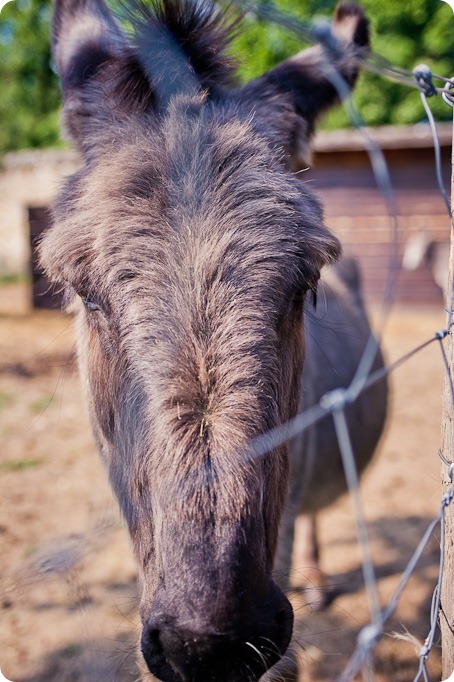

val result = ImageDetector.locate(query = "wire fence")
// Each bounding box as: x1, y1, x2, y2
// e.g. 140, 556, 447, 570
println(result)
238, 2, 454, 680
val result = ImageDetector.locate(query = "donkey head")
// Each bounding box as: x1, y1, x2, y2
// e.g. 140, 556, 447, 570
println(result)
40, 1, 368, 679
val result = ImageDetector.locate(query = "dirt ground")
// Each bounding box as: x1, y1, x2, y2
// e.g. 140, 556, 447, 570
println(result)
0, 283, 449, 682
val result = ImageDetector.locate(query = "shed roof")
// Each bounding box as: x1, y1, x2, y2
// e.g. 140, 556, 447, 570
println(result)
1, 123, 452, 170
313, 122, 452, 153
1, 147, 79, 171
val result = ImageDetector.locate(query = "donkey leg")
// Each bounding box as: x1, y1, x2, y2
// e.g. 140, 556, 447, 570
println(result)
291, 513, 331, 611
273, 502, 296, 595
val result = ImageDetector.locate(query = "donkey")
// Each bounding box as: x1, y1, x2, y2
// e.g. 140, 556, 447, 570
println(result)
40, 0, 387, 679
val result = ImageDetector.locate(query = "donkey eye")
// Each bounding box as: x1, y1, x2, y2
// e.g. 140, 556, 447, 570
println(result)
78, 291, 101, 312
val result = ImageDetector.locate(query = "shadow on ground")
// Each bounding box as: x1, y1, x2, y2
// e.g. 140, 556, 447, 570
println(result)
16, 633, 140, 682
290, 514, 441, 682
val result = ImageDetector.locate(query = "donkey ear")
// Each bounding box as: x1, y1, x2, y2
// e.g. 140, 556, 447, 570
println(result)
52, 0, 152, 154
239, 3, 369, 169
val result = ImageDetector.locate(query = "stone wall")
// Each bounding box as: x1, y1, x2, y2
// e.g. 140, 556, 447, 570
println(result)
0, 148, 79, 276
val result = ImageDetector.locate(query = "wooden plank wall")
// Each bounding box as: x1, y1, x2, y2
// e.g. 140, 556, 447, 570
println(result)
310, 146, 452, 305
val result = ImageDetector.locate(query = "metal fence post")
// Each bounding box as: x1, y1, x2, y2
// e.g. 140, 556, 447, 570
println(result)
440, 116, 454, 680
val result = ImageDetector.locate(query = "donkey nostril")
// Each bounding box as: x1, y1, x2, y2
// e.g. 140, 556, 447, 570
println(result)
275, 607, 289, 629
144, 626, 165, 656
143, 624, 198, 682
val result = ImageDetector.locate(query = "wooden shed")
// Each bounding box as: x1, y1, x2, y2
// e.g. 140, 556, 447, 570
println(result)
311, 123, 452, 305
28, 205, 62, 309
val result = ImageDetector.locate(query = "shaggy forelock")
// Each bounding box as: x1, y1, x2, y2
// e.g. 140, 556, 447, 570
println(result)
44, 94, 336, 298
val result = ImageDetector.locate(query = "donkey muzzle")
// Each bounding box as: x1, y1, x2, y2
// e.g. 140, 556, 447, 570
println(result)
141, 582, 293, 681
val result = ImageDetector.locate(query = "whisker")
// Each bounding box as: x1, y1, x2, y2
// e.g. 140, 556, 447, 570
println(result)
245, 640, 268, 672
242, 660, 256, 682
259, 636, 279, 656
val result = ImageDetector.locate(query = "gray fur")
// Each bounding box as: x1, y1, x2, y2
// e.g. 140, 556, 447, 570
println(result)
40, 1, 386, 680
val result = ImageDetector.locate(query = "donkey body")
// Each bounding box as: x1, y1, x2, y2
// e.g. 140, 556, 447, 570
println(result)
40, 1, 387, 680
276, 258, 387, 610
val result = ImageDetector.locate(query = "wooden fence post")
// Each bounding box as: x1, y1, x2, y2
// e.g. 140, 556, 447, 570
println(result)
440, 117, 454, 680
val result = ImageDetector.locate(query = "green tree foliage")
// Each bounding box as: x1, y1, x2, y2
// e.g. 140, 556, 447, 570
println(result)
0, 0, 453, 153
0, 0, 61, 152
232, 0, 454, 129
